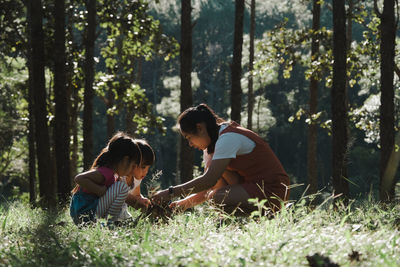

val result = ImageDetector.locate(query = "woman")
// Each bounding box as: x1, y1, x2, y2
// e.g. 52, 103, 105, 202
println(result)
152, 104, 290, 214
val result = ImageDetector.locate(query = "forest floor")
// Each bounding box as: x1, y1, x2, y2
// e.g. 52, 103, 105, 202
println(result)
0, 197, 399, 266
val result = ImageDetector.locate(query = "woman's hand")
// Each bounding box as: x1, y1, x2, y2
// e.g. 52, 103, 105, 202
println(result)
137, 196, 151, 208
169, 200, 187, 212
151, 189, 171, 205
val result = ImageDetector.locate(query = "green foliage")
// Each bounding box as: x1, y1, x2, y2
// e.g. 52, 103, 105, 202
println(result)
1, 200, 400, 266
0, 57, 29, 198
0, 0, 27, 59
96, 0, 179, 135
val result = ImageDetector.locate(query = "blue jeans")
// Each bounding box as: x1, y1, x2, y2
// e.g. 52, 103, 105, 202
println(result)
70, 191, 99, 225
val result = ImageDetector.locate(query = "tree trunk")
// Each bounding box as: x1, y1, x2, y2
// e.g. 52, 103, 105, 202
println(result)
70, 96, 79, 178
331, 0, 349, 199
106, 88, 115, 139
125, 58, 143, 136
54, 0, 71, 204
179, 0, 194, 183
83, 0, 96, 170
379, 0, 396, 201
307, 0, 320, 195
29, 0, 56, 208
231, 0, 245, 123
26, 2, 36, 205
247, 0, 255, 130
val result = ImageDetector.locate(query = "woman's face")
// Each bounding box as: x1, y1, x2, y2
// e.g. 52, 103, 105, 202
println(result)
181, 122, 211, 151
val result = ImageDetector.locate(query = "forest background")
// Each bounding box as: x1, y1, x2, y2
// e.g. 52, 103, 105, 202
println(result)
1, 0, 399, 208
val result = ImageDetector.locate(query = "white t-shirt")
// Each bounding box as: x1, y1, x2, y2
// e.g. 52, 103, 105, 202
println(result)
118, 177, 142, 221
203, 123, 255, 168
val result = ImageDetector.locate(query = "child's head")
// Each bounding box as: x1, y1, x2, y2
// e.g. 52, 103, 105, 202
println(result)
131, 139, 155, 180
92, 132, 140, 176
177, 103, 224, 154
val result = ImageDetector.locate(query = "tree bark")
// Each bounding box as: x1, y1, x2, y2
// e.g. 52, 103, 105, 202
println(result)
54, 0, 71, 204
379, 0, 396, 201
83, 0, 96, 170
307, 0, 321, 195
179, 0, 194, 183
332, 0, 349, 199
29, 0, 56, 208
106, 88, 115, 139
26, 1, 36, 205
231, 0, 245, 123
247, 0, 255, 130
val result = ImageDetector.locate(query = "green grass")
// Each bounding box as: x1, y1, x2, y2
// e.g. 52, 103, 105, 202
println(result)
0, 198, 399, 266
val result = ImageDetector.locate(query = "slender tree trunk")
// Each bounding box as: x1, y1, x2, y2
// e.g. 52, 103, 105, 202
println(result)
247, 0, 255, 130
54, 0, 71, 204
70, 97, 79, 178
29, 0, 56, 208
231, 0, 245, 123
307, 0, 321, 195
26, 2, 36, 205
106, 88, 115, 139
332, 0, 349, 199
179, 0, 194, 183
125, 58, 143, 136
83, 0, 96, 170
379, 0, 396, 201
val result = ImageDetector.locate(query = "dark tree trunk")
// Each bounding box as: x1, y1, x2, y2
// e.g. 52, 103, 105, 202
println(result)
307, 0, 320, 195
379, 0, 396, 201
230, 0, 245, 123
29, 0, 56, 208
179, 0, 194, 183
70, 96, 79, 178
247, 0, 255, 130
26, 2, 36, 205
332, 0, 349, 198
54, 0, 71, 204
83, 0, 96, 170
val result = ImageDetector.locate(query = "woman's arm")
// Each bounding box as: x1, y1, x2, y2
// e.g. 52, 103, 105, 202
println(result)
174, 158, 231, 196
74, 169, 106, 197
152, 158, 231, 203
170, 177, 227, 210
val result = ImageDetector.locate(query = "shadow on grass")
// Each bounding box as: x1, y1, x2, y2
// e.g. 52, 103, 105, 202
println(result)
5, 205, 82, 266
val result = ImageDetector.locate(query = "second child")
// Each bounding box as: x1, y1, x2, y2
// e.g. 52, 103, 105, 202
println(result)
70, 132, 140, 225
118, 139, 155, 221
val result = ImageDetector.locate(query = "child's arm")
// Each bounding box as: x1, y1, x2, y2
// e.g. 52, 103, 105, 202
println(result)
74, 169, 107, 197
125, 178, 151, 209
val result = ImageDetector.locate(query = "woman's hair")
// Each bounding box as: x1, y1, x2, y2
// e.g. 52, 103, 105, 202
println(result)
135, 139, 155, 166
91, 132, 141, 169
177, 103, 225, 154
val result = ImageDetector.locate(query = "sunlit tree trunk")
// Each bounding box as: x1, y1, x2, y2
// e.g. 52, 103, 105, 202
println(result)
332, 0, 349, 199
247, 0, 255, 130
378, 0, 396, 201
307, 0, 321, 195
179, 0, 194, 183
29, 0, 56, 207
231, 0, 245, 123
83, 0, 96, 170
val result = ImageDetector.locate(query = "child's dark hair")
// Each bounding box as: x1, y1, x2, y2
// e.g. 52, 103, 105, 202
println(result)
178, 103, 225, 154
136, 139, 155, 166
91, 132, 141, 169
